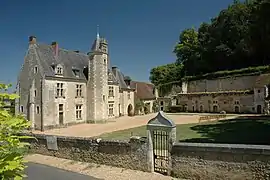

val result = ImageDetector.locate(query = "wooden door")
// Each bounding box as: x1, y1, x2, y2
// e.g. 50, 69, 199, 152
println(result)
59, 104, 64, 125
59, 112, 64, 125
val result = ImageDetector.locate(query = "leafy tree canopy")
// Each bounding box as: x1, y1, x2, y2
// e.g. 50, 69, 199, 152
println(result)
150, 0, 270, 91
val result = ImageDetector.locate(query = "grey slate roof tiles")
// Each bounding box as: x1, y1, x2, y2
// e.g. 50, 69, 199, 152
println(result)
28, 43, 133, 89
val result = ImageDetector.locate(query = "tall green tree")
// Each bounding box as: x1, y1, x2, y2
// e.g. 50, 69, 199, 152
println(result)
0, 84, 31, 180
248, 0, 270, 65
174, 28, 200, 76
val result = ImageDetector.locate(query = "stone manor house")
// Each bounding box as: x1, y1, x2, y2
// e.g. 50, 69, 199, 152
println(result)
159, 73, 270, 114
16, 34, 155, 131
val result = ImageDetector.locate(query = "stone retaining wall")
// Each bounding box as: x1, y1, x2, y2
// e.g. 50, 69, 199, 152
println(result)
171, 142, 270, 180
26, 133, 148, 172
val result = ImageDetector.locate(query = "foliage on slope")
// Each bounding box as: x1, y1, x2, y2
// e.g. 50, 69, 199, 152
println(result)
150, 0, 270, 95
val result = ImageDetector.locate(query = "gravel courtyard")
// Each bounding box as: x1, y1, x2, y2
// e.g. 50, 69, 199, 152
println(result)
34, 113, 204, 137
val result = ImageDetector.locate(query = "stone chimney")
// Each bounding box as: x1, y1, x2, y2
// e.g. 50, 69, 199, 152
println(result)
29, 36, 37, 44
51, 41, 59, 58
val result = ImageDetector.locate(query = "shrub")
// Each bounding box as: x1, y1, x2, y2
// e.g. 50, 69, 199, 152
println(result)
0, 83, 32, 180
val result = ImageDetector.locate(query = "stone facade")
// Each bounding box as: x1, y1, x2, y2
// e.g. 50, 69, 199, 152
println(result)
131, 81, 157, 114
16, 35, 138, 130
159, 74, 270, 114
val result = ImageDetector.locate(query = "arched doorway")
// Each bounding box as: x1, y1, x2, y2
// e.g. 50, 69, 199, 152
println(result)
127, 104, 133, 116
257, 105, 262, 114
234, 106, 240, 113
213, 105, 218, 113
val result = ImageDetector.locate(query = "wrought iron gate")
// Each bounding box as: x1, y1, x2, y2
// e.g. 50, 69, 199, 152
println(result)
153, 130, 169, 175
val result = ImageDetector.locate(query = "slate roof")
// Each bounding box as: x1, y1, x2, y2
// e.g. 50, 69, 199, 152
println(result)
36, 44, 89, 80
112, 67, 135, 90
108, 68, 118, 85
254, 74, 270, 88
131, 81, 156, 100
23, 42, 137, 90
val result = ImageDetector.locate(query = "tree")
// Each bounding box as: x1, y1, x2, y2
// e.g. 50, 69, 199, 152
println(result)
134, 99, 144, 115
174, 28, 201, 75
0, 83, 31, 180
150, 0, 270, 91
248, 0, 270, 65
149, 63, 183, 86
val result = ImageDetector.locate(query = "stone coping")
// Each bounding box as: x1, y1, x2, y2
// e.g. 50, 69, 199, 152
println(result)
20, 132, 147, 144
177, 90, 254, 96
173, 142, 270, 155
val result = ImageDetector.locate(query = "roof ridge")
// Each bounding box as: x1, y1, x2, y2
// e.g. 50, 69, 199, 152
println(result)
38, 43, 87, 56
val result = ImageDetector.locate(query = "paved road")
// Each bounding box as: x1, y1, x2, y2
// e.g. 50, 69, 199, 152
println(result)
25, 162, 102, 180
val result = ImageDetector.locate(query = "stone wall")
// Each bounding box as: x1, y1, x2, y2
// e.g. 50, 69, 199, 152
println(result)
177, 93, 255, 113
25, 133, 270, 179
187, 75, 259, 93
26, 134, 148, 172
171, 142, 270, 180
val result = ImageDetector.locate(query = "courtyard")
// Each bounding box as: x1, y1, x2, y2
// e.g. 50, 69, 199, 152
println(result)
34, 113, 270, 145
34, 113, 202, 137
35, 113, 236, 137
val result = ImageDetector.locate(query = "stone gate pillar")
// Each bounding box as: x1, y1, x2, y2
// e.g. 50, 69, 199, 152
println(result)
146, 111, 176, 175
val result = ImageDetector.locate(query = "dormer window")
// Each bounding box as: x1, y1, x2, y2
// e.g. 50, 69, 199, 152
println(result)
53, 64, 63, 76
124, 76, 131, 87
57, 67, 63, 74
72, 69, 80, 77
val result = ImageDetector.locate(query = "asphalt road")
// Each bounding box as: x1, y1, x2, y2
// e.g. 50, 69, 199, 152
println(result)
25, 162, 103, 180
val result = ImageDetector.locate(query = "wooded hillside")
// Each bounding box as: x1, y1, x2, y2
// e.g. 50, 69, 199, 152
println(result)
150, 0, 270, 90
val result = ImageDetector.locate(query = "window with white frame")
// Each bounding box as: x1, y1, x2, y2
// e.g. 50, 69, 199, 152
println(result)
55, 65, 63, 75
109, 86, 114, 97
127, 91, 131, 99
56, 83, 64, 97
109, 104, 114, 115
76, 84, 82, 97
59, 104, 64, 112
76, 105, 82, 120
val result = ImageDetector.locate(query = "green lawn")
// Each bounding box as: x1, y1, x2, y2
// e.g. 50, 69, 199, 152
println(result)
98, 116, 270, 145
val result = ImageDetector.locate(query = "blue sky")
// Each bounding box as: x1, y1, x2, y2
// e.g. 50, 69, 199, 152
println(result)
0, 0, 234, 87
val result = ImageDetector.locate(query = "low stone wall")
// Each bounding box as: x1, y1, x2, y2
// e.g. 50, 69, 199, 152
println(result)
171, 143, 270, 180
25, 133, 270, 179
26, 133, 148, 172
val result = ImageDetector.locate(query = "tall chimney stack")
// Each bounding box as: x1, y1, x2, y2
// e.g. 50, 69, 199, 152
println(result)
51, 41, 59, 58
29, 36, 37, 44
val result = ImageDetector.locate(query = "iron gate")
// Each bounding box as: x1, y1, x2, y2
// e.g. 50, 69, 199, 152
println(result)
153, 130, 169, 175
